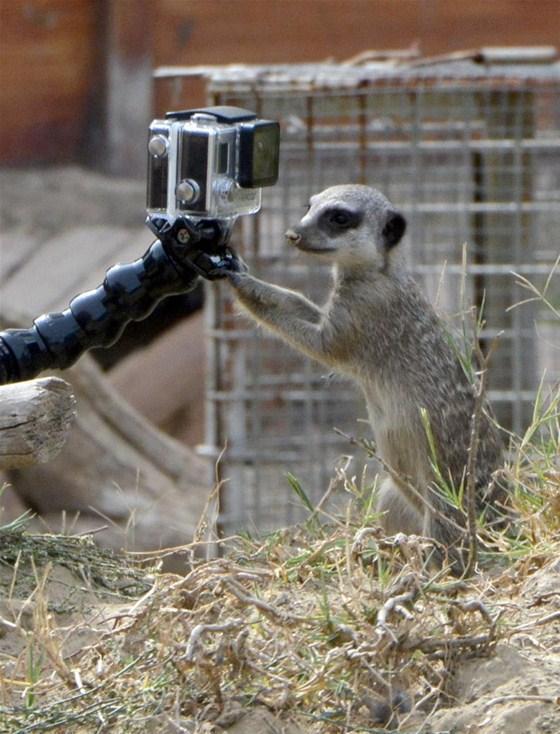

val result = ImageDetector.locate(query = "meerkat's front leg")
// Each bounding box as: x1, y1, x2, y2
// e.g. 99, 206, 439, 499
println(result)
226, 271, 329, 364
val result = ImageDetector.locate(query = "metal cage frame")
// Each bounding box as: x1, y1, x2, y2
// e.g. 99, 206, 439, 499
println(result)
156, 51, 560, 534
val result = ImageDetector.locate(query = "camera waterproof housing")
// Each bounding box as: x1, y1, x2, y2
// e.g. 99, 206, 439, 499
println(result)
147, 106, 280, 222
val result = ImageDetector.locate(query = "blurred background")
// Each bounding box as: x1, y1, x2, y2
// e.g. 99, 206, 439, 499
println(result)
0, 1, 559, 549
2, 1, 560, 171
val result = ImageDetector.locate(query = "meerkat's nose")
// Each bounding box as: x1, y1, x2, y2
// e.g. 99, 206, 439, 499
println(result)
285, 229, 302, 245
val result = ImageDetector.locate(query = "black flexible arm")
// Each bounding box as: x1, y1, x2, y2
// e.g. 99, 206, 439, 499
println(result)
0, 217, 239, 384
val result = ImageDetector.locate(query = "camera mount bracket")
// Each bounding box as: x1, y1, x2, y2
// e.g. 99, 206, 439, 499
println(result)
0, 217, 239, 385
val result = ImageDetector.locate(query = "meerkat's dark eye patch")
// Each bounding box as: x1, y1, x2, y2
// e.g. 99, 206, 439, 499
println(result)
382, 211, 407, 249
318, 206, 363, 235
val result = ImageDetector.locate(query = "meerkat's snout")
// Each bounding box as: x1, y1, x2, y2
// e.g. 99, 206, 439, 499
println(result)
285, 228, 302, 245
285, 221, 339, 256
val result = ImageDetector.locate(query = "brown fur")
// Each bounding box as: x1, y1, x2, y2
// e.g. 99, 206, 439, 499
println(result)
226, 185, 506, 566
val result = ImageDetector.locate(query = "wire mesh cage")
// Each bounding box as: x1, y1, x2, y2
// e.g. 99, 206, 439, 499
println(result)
156, 52, 560, 535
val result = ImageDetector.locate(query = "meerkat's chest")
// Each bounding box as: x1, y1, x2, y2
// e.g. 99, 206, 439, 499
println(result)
322, 302, 399, 370
361, 373, 418, 432
362, 383, 430, 480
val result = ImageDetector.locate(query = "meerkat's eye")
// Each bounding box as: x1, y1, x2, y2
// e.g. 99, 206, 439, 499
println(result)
321, 207, 362, 231
331, 211, 351, 226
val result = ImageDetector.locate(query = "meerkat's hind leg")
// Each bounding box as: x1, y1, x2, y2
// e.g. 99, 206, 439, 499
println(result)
375, 476, 424, 537
376, 477, 463, 573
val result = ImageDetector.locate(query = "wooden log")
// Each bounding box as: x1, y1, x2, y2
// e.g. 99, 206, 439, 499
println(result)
3, 356, 215, 568
0, 377, 76, 469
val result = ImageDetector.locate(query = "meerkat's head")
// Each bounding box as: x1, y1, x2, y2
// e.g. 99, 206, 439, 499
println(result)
285, 185, 407, 271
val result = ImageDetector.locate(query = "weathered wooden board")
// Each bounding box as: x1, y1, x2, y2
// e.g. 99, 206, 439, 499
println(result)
104, 0, 153, 177
109, 310, 207, 447
0, 226, 152, 317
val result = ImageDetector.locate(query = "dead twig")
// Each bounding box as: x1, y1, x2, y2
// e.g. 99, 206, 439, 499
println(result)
484, 693, 559, 709
464, 330, 500, 577
449, 598, 494, 625
511, 609, 560, 632
379, 591, 416, 625
184, 619, 245, 663
403, 632, 495, 654
223, 578, 306, 624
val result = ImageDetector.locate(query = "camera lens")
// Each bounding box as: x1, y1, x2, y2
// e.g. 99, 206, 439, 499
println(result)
238, 121, 280, 188
253, 137, 269, 176
252, 126, 280, 184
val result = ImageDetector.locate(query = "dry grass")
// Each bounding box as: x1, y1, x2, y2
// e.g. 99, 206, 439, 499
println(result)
1, 427, 559, 734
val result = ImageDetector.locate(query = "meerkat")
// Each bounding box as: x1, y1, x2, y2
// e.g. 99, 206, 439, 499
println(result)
222, 184, 505, 564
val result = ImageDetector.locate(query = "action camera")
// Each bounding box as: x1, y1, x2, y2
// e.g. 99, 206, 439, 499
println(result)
146, 106, 280, 221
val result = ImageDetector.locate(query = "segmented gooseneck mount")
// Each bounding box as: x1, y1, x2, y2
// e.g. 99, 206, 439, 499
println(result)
0, 216, 239, 384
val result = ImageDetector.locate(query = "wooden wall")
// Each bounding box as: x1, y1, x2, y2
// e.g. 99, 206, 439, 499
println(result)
153, 0, 560, 67
0, 0, 100, 165
0, 0, 558, 167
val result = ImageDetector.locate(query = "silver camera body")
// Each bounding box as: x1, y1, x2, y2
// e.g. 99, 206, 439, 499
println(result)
147, 106, 280, 222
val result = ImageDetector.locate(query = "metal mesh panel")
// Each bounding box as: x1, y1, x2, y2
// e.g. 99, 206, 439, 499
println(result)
158, 59, 560, 534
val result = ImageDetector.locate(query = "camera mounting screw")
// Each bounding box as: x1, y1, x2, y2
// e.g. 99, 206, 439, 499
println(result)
176, 228, 191, 244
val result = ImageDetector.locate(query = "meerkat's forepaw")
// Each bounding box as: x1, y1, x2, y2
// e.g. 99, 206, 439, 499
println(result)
221, 249, 248, 276
223, 270, 247, 286
232, 255, 249, 274
195, 247, 249, 282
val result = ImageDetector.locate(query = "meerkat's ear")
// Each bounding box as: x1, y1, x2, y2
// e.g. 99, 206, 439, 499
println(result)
382, 211, 407, 249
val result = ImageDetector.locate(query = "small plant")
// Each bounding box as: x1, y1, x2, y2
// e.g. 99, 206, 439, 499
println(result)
24, 642, 43, 710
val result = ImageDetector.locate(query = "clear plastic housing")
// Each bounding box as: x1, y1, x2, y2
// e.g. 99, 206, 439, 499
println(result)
146, 115, 262, 222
